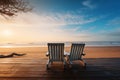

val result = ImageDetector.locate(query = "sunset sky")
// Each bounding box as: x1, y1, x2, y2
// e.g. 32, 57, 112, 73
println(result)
0, 0, 120, 43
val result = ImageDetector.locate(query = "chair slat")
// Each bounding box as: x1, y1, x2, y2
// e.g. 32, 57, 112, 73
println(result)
48, 43, 64, 61
70, 43, 85, 61
67, 43, 86, 69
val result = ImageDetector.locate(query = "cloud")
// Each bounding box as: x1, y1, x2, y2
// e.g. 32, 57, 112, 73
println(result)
106, 30, 120, 37
96, 30, 120, 41
46, 12, 97, 25
2, 11, 97, 27
107, 17, 120, 25
82, 0, 96, 9
0, 11, 102, 43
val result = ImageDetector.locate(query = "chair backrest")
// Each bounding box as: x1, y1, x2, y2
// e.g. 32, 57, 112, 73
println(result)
48, 43, 64, 61
69, 43, 85, 61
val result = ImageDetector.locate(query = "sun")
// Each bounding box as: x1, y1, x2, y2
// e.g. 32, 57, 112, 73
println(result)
2, 29, 13, 36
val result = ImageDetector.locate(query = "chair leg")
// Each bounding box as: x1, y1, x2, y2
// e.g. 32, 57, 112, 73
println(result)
66, 59, 72, 69
63, 59, 66, 70
46, 60, 50, 70
84, 63, 87, 69
69, 61, 72, 68
46, 64, 49, 70
64, 64, 66, 70
80, 59, 87, 70
51, 61, 53, 64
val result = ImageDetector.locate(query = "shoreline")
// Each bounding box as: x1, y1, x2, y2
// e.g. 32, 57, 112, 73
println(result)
0, 45, 120, 48
0, 46, 120, 58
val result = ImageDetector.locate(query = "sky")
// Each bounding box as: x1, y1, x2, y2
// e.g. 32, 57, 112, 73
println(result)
0, 0, 120, 43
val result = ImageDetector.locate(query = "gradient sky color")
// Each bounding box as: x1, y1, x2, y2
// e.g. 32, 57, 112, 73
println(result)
0, 0, 120, 43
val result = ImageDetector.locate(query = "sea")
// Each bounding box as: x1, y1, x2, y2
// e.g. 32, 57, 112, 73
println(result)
0, 41, 120, 48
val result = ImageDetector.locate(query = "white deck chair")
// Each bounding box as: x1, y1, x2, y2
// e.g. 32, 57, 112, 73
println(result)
46, 43, 66, 70
67, 43, 86, 69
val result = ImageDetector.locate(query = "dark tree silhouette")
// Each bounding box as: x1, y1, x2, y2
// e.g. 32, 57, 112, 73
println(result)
0, 0, 32, 17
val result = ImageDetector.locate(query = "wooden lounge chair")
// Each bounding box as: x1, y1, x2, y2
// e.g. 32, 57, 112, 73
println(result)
46, 43, 66, 70
66, 43, 86, 69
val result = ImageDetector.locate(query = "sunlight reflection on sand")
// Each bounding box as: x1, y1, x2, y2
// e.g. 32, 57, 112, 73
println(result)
0, 46, 14, 48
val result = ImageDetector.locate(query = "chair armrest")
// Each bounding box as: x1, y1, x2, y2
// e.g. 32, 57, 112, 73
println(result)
81, 52, 86, 56
46, 52, 49, 56
64, 51, 70, 56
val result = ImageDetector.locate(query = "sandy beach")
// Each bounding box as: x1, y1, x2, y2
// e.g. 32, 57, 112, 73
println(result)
0, 46, 120, 80
0, 46, 120, 58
